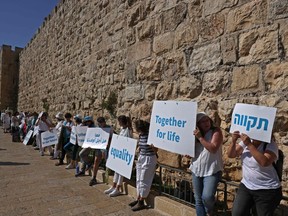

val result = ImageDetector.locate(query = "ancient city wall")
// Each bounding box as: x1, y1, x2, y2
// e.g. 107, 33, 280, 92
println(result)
18, 0, 288, 195
0, 45, 22, 111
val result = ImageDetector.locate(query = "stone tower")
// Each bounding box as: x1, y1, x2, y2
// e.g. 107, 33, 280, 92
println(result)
0, 45, 22, 111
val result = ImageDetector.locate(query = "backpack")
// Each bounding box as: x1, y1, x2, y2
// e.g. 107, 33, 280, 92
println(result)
263, 143, 284, 181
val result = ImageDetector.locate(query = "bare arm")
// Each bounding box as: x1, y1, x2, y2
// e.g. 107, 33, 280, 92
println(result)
227, 131, 244, 158
194, 127, 223, 154
241, 134, 277, 167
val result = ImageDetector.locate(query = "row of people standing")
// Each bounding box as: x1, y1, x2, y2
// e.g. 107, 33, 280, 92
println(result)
29, 111, 158, 212
23, 110, 283, 215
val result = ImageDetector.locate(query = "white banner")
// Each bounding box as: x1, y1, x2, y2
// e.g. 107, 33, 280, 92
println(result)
41, 130, 58, 147
82, 128, 110, 149
106, 135, 137, 179
148, 100, 197, 157
230, 103, 277, 142
33, 126, 39, 136
76, 126, 88, 146
70, 126, 77, 145
23, 130, 33, 145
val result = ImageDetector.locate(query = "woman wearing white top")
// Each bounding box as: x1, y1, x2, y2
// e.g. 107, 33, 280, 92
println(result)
104, 115, 133, 197
50, 112, 64, 160
35, 112, 54, 156
189, 112, 223, 216
228, 132, 282, 216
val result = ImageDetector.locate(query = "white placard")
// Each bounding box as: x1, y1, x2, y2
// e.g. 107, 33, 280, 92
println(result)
41, 130, 58, 147
147, 100, 197, 157
230, 103, 277, 142
23, 130, 33, 145
70, 126, 77, 145
82, 128, 110, 149
76, 126, 88, 146
33, 126, 39, 136
106, 135, 137, 179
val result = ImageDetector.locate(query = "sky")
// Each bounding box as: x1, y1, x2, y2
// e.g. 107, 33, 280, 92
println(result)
0, 0, 59, 49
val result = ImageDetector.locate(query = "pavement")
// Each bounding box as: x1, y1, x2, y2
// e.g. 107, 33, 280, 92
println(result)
0, 131, 167, 216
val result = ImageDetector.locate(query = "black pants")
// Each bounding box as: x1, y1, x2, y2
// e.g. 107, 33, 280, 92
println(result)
232, 183, 282, 216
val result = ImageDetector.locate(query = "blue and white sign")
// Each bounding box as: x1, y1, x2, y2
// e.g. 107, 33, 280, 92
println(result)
41, 130, 58, 147
230, 103, 277, 142
70, 126, 77, 145
106, 135, 137, 179
33, 126, 39, 136
148, 100, 197, 157
76, 126, 88, 146
23, 130, 33, 145
82, 128, 110, 149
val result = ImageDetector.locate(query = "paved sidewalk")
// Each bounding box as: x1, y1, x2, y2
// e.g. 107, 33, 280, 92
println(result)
0, 131, 166, 216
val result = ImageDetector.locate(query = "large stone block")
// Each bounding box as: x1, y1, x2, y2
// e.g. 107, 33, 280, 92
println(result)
123, 84, 144, 102
189, 42, 222, 73
127, 40, 151, 62
174, 21, 198, 48
153, 32, 174, 55
203, 0, 237, 16
231, 65, 260, 92
137, 19, 155, 40
199, 13, 225, 41
227, 1, 267, 33
137, 58, 162, 81
238, 26, 278, 64
178, 75, 202, 99
268, 0, 288, 20
155, 81, 177, 100
221, 35, 237, 65
203, 69, 231, 96
162, 2, 187, 32
264, 61, 288, 92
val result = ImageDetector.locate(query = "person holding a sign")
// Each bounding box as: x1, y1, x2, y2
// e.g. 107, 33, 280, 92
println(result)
129, 120, 158, 211
227, 132, 282, 216
189, 112, 223, 216
64, 115, 82, 169
89, 117, 113, 186
35, 112, 54, 156
75, 116, 95, 177
104, 115, 133, 197
55, 113, 74, 166
50, 112, 64, 160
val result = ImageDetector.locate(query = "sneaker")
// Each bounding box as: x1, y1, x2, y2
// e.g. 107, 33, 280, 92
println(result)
75, 171, 85, 177
131, 200, 145, 211
109, 189, 121, 197
40, 151, 44, 156
128, 200, 138, 207
55, 161, 64, 166
34, 147, 39, 150
65, 163, 75, 169
49, 156, 57, 160
104, 187, 115, 194
89, 178, 97, 186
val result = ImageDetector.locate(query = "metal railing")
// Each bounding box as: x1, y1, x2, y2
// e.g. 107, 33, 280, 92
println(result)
155, 163, 288, 216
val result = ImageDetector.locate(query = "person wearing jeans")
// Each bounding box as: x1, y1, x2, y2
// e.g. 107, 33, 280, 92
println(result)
189, 112, 223, 216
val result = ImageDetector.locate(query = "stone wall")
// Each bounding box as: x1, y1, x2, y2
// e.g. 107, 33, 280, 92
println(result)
0, 45, 22, 111
18, 0, 288, 195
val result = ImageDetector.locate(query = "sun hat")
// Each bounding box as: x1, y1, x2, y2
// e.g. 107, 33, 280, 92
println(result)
55, 112, 64, 120
196, 112, 209, 123
83, 116, 93, 122
74, 114, 82, 120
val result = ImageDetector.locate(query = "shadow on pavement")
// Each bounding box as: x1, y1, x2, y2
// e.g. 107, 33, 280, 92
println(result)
0, 161, 30, 166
